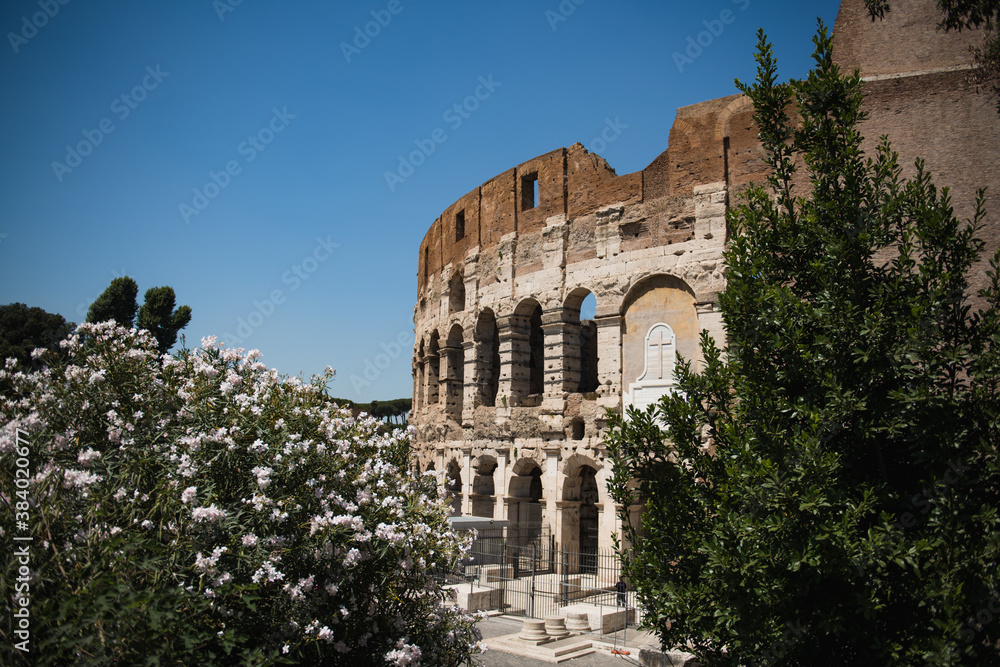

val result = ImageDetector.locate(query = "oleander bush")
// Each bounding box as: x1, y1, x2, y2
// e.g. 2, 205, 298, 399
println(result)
1, 322, 482, 666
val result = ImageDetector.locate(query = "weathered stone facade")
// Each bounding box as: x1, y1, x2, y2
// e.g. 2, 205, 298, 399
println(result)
410, 0, 1000, 557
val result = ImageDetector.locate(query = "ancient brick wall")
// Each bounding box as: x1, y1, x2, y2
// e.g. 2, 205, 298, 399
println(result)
409, 0, 999, 558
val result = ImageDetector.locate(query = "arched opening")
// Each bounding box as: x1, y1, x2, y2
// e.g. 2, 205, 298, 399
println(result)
415, 341, 425, 409
578, 466, 599, 574
511, 299, 544, 401
508, 459, 544, 541
565, 288, 599, 394
475, 309, 500, 407
427, 331, 440, 406
471, 457, 497, 518
449, 270, 465, 314
446, 458, 463, 516
621, 274, 697, 415
445, 324, 464, 420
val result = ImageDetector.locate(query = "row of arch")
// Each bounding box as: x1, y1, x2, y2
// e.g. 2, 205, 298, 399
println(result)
426, 453, 603, 561
413, 289, 599, 415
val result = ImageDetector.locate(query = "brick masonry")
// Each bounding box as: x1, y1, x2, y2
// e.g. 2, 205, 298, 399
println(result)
409, 0, 1000, 557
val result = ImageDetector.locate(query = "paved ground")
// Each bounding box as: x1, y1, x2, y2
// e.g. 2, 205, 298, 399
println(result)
475, 614, 655, 666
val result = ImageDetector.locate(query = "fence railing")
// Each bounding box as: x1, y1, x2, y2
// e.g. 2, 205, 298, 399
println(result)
436, 534, 642, 630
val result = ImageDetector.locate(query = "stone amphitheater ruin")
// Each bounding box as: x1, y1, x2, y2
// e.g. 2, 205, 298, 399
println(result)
409, 0, 1000, 559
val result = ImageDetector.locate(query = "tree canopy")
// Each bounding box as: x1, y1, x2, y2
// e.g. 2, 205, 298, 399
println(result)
86, 277, 191, 353
0, 303, 73, 370
607, 25, 1000, 666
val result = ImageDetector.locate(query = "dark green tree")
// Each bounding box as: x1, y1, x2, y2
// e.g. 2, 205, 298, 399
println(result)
86, 276, 138, 327
86, 277, 191, 353
137, 286, 192, 353
0, 303, 73, 369
606, 26, 1000, 666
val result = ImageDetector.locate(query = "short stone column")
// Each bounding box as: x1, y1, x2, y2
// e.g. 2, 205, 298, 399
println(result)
565, 612, 590, 632
519, 619, 549, 643
544, 616, 569, 639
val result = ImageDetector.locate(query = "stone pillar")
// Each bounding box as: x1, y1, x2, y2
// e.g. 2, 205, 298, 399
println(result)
464, 248, 480, 312
540, 310, 571, 439
543, 446, 560, 545
541, 308, 575, 395
413, 359, 423, 411
594, 314, 622, 411
496, 315, 518, 408
696, 298, 726, 369
494, 452, 509, 521
556, 500, 582, 574
498, 313, 532, 405
461, 448, 473, 516
462, 329, 477, 426
504, 496, 519, 523
694, 181, 727, 242
423, 348, 440, 407
595, 205, 624, 259
440, 340, 463, 420
541, 215, 568, 271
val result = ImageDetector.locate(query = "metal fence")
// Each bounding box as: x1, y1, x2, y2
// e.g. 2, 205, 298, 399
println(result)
437, 525, 641, 629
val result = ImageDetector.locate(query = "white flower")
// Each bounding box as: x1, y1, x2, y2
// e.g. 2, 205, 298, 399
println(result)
251, 466, 273, 489
77, 448, 101, 466
191, 504, 226, 523
181, 486, 197, 504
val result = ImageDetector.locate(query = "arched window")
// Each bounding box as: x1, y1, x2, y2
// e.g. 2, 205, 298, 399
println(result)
445, 324, 464, 420
414, 341, 425, 409
446, 458, 462, 516
427, 331, 440, 405
475, 310, 500, 407
449, 271, 465, 314
511, 299, 545, 401
565, 289, 599, 393
471, 457, 497, 518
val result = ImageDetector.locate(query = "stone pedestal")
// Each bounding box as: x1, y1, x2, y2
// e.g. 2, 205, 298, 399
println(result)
519, 619, 550, 643
544, 616, 570, 638
565, 612, 591, 632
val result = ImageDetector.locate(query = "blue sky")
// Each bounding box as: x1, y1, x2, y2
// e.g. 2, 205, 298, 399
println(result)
0, 0, 840, 401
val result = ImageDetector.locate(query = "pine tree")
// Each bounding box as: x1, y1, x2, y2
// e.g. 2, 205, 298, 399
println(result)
86, 276, 139, 327
87, 278, 191, 353
137, 286, 192, 353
